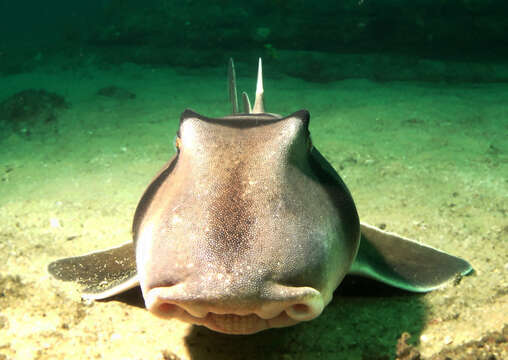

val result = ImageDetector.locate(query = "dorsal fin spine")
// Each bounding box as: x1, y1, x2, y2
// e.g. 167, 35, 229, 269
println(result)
228, 58, 239, 114
252, 58, 265, 113
242, 92, 252, 113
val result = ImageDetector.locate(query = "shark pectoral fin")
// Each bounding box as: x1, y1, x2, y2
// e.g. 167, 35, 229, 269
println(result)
48, 241, 139, 300
349, 223, 473, 292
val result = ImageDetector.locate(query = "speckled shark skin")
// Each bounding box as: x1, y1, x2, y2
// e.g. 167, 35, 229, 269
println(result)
48, 59, 472, 335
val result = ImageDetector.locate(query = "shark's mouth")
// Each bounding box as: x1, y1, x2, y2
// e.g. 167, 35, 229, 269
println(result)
144, 285, 325, 334
191, 311, 298, 335
151, 302, 300, 334
206, 313, 268, 334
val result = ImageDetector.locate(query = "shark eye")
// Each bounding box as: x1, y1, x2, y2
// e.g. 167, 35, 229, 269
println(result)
173, 136, 182, 152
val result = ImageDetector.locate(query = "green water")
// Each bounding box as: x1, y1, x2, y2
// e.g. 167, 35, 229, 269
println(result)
0, 1, 506, 359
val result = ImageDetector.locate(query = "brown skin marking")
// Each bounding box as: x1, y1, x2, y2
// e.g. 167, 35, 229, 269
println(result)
206, 162, 254, 270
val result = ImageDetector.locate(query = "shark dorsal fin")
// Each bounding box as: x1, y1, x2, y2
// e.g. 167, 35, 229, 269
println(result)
227, 58, 265, 115
228, 58, 239, 114
252, 58, 265, 113
241, 91, 252, 113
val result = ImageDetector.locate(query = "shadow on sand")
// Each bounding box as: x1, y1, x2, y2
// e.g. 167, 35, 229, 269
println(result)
175, 276, 427, 360
106, 277, 426, 359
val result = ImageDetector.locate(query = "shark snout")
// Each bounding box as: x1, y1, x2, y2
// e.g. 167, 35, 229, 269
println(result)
144, 283, 325, 334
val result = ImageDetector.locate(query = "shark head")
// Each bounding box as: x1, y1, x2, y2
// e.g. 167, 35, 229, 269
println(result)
133, 60, 359, 333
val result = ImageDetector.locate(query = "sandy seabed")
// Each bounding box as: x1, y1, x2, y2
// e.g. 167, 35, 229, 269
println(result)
0, 62, 506, 359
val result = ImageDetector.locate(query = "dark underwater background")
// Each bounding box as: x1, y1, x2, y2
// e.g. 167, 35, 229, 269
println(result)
0, 1, 506, 360
2, 0, 508, 80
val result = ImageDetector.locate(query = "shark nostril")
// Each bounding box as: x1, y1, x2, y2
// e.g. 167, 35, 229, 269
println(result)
282, 293, 325, 322
291, 303, 310, 314
285, 302, 317, 321
156, 302, 179, 317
